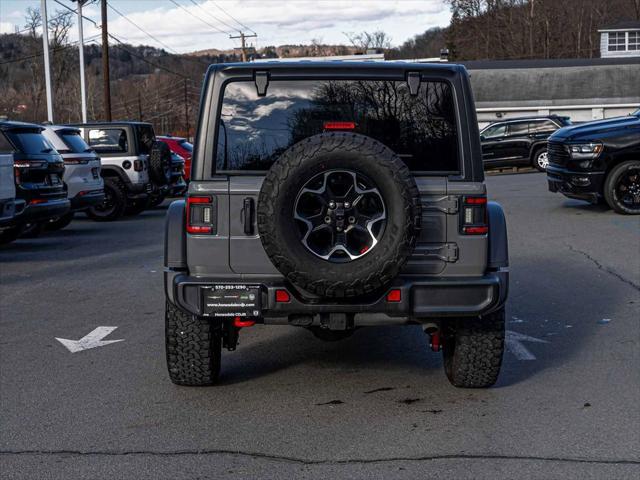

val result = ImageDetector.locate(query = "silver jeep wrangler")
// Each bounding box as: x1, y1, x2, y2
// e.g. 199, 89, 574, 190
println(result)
164, 62, 509, 388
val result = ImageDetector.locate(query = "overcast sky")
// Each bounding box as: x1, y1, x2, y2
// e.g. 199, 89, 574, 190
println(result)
0, 0, 451, 53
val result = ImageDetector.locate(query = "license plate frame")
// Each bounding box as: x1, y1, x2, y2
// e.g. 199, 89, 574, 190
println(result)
201, 284, 262, 318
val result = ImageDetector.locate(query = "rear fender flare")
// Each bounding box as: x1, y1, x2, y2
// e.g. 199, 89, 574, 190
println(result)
487, 201, 508, 269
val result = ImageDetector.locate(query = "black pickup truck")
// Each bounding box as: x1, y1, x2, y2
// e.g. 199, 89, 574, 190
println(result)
547, 109, 640, 214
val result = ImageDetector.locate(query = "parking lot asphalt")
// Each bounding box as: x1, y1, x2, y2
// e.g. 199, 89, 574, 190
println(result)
1, 172, 639, 479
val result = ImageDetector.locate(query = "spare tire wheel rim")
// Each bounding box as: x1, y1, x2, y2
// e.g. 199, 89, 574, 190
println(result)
293, 169, 386, 262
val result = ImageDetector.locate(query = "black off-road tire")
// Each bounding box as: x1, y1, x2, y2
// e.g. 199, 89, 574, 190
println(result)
442, 307, 505, 388
45, 212, 74, 231
149, 142, 172, 186
603, 160, 640, 215
86, 177, 127, 221
165, 301, 222, 386
257, 133, 421, 298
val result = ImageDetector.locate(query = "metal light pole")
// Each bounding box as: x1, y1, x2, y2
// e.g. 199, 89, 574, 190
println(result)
101, 0, 112, 121
72, 0, 88, 122
41, 0, 54, 122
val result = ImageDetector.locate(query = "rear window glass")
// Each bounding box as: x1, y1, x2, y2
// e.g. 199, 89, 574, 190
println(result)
179, 140, 193, 152
216, 79, 459, 173
6, 130, 54, 154
136, 125, 155, 155
88, 128, 128, 154
59, 130, 91, 153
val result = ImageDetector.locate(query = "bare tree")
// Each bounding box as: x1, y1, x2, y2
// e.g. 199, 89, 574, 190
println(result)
345, 30, 392, 52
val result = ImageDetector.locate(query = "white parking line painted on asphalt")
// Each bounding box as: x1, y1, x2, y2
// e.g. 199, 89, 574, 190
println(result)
506, 330, 549, 361
55, 327, 124, 353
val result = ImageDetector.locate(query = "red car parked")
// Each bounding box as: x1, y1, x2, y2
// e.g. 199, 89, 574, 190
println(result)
157, 135, 193, 180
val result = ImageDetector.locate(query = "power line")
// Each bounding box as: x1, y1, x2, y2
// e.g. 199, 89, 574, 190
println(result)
187, 0, 239, 34
167, 0, 232, 35
52, 0, 210, 67
210, 0, 256, 35
107, 1, 180, 54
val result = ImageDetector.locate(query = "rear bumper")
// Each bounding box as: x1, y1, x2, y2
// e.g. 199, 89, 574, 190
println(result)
18, 198, 70, 223
165, 270, 509, 324
0, 199, 17, 225
70, 189, 105, 211
547, 165, 605, 203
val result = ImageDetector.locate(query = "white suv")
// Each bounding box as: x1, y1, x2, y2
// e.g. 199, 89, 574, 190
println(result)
41, 125, 104, 230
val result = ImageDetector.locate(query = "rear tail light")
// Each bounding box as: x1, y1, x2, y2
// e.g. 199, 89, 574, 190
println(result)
323, 121, 356, 131
13, 167, 21, 185
133, 160, 144, 172
386, 289, 402, 302
461, 196, 488, 235
275, 289, 291, 303
186, 196, 215, 234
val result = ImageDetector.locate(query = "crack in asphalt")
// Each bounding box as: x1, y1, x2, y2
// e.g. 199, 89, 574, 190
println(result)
567, 245, 640, 292
0, 450, 638, 466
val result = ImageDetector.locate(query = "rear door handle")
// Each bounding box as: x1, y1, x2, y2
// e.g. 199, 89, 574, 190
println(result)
242, 197, 254, 235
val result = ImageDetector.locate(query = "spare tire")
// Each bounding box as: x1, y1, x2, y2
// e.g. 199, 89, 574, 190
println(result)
148, 141, 172, 186
257, 133, 421, 298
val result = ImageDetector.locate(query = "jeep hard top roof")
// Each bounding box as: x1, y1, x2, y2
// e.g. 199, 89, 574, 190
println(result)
207, 60, 468, 77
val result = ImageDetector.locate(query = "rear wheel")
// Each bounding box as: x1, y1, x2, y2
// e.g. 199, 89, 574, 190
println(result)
44, 212, 74, 231
86, 177, 127, 221
165, 301, 222, 386
532, 148, 549, 172
442, 307, 505, 388
604, 160, 640, 215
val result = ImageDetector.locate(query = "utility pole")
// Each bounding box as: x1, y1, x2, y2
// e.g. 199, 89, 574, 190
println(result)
137, 91, 142, 121
229, 31, 257, 62
183, 79, 189, 139
72, 0, 88, 122
41, 0, 54, 122
101, 0, 112, 121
